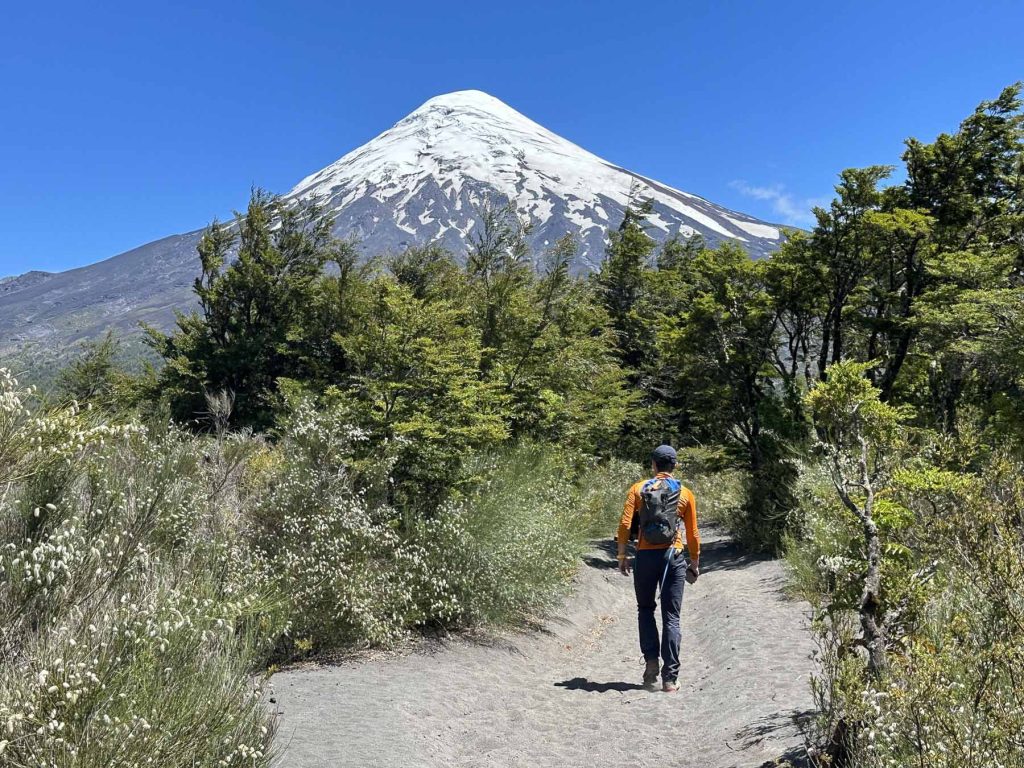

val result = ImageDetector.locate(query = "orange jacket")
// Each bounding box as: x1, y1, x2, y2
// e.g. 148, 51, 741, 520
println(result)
616, 472, 700, 560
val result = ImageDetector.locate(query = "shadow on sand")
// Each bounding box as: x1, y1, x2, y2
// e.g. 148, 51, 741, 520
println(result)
699, 537, 770, 573
737, 709, 815, 767
554, 677, 645, 693
582, 539, 626, 570
583, 533, 767, 574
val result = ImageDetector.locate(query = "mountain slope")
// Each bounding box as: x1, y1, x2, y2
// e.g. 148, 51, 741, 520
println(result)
287, 90, 782, 267
0, 233, 201, 358
0, 90, 784, 359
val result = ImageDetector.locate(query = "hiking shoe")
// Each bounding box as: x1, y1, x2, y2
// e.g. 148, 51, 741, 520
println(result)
662, 679, 679, 693
643, 659, 660, 691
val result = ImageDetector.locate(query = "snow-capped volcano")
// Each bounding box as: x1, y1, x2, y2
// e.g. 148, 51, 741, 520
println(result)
0, 90, 783, 361
284, 90, 781, 266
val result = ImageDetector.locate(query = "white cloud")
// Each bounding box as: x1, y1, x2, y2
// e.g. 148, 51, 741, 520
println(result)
729, 180, 830, 229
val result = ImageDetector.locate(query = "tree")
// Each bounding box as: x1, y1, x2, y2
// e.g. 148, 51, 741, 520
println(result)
662, 245, 802, 548
55, 332, 126, 411
331, 279, 507, 512
465, 199, 533, 373
807, 166, 893, 380
808, 361, 906, 678
500, 236, 633, 451
903, 84, 1024, 252
597, 191, 658, 372
388, 244, 464, 302
763, 231, 823, 394
806, 361, 908, 766
149, 190, 346, 429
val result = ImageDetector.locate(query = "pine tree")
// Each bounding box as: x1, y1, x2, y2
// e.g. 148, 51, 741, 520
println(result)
597, 190, 657, 371
149, 190, 340, 429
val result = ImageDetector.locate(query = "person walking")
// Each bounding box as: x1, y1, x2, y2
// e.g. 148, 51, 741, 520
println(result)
616, 444, 700, 693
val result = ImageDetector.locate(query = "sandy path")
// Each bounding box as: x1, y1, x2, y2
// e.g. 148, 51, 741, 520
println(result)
269, 529, 815, 768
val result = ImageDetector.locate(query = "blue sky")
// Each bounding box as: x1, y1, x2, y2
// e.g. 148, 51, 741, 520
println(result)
1, 0, 1022, 276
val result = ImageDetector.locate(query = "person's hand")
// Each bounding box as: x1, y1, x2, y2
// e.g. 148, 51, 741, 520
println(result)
618, 556, 631, 576
686, 562, 699, 584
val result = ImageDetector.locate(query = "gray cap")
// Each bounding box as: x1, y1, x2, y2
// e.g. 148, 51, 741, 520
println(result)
650, 444, 677, 465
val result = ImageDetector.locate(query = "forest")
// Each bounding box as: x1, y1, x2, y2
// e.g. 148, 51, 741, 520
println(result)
1, 84, 1022, 767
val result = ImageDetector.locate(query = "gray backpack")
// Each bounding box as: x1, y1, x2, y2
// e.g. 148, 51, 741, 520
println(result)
637, 477, 681, 545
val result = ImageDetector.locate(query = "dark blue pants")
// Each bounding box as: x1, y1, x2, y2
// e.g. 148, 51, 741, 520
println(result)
633, 548, 686, 682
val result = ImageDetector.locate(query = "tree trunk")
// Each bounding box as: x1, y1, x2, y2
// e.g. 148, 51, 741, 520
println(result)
860, 513, 888, 677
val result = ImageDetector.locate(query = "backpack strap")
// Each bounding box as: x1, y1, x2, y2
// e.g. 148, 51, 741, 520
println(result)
662, 477, 683, 548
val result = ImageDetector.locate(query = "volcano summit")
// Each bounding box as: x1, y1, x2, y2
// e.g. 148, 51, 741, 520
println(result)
0, 90, 783, 355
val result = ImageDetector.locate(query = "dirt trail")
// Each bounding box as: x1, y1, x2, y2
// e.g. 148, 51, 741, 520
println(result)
269, 529, 815, 768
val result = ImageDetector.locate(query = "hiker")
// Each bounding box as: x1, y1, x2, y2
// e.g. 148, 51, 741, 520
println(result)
616, 444, 700, 693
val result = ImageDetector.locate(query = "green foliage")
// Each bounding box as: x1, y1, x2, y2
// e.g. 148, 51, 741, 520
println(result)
795, 442, 1024, 767
806, 360, 908, 451
465, 200, 535, 370
498, 239, 635, 451
330, 278, 507, 511
435, 446, 641, 625
661, 244, 805, 549
52, 332, 154, 416
597, 191, 657, 354
53, 332, 122, 407
388, 243, 464, 301
797, 362, 1024, 766
149, 191, 350, 430
780, 92, 1024, 763
237, 403, 640, 648
146, 191, 633, 504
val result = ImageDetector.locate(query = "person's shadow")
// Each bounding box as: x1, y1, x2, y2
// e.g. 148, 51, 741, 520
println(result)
554, 677, 644, 693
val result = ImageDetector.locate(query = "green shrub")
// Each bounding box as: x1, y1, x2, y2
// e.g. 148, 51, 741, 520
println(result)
686, 470, 747, 532
429, 446, 640, 626
789, 443, 1024, 767
244, 404, 643, 649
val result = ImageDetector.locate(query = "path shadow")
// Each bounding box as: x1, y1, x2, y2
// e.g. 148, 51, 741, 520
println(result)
757, 745, 812, 768
700, 537, 769, 573
583, 534, 770, 574
582, 539, 623, 570
554, 677, 645, 693
737, 709, 815, 745
737, 709, 815, 767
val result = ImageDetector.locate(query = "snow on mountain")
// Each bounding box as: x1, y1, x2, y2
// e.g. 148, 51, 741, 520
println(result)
284, 90, 782, 267
0, 89, 784, 360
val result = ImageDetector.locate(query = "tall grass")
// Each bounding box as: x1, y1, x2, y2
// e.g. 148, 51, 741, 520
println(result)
435, 445, 640, 626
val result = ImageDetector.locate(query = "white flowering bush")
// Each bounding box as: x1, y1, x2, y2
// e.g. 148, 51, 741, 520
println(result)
240, 401, 428, 649
1, 374, 640, 762
244, 404, 636, 649
0, 370, 283, 767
